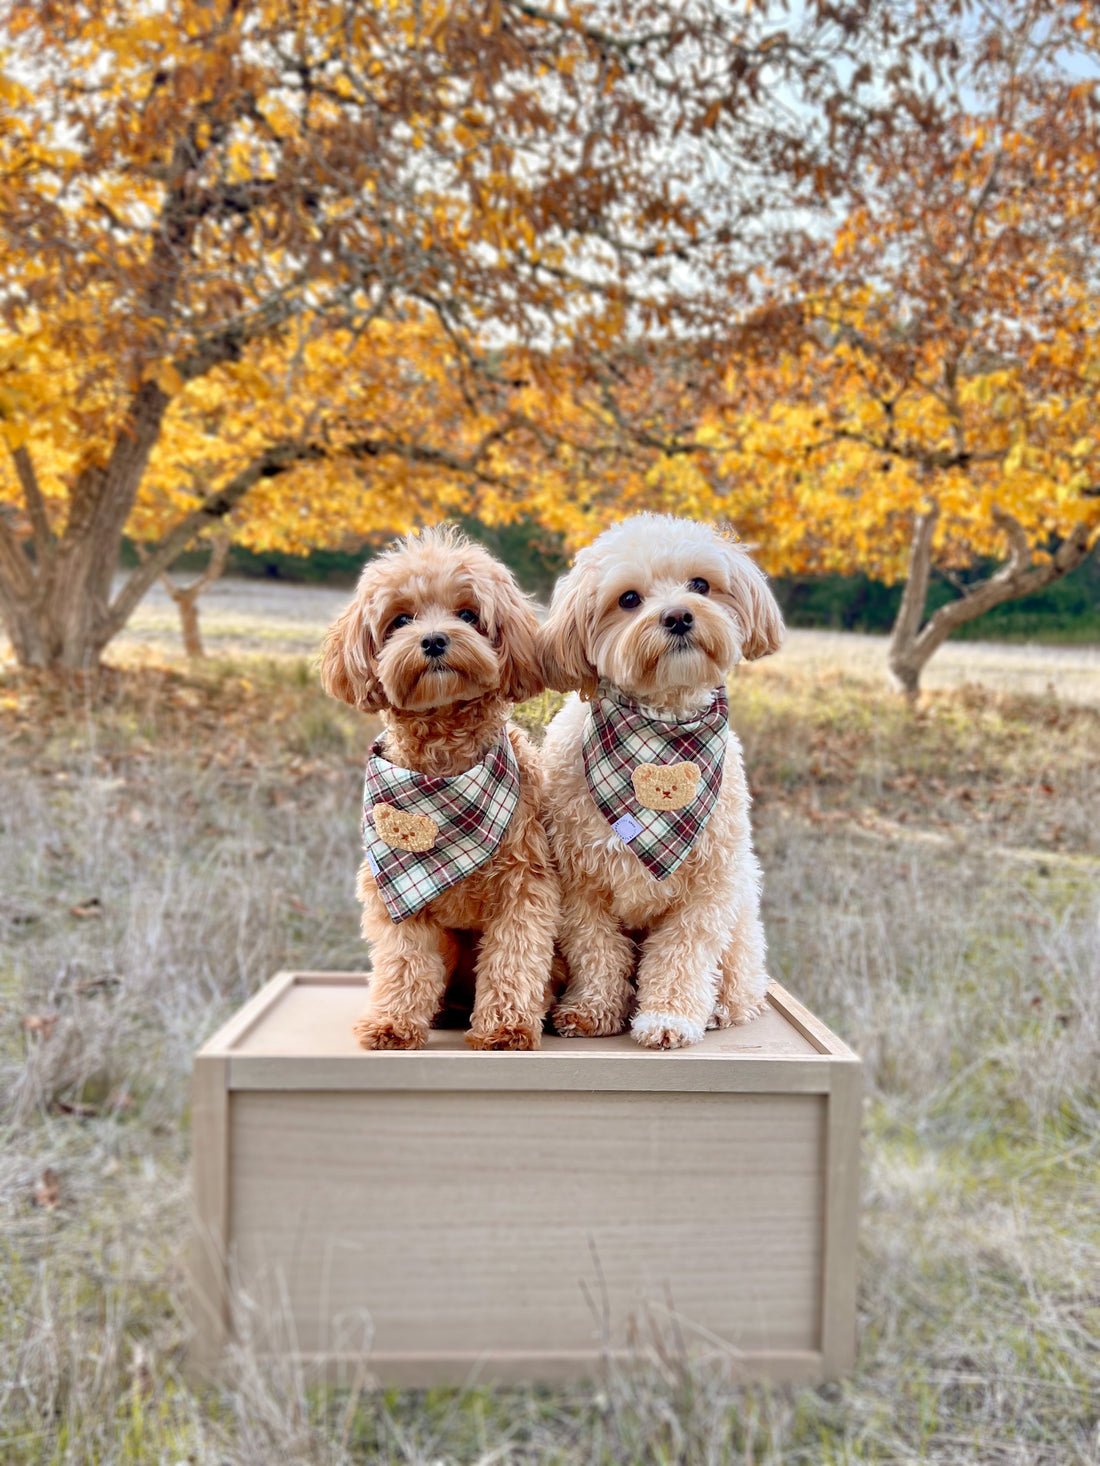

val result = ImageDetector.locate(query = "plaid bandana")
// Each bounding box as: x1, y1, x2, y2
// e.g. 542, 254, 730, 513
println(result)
362, 732, 521, 923
582, 683, 728, 881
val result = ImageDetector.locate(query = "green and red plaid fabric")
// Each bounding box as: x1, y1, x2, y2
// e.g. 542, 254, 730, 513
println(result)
581, 683, 728, 881
362, 732, 520, 923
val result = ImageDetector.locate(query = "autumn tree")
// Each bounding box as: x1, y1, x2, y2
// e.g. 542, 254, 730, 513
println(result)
0, 0, 893, 671
694, 0, 1100, 696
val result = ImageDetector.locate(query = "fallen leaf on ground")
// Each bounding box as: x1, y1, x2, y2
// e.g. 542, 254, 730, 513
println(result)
22, 1012, 59, 1039
33, 1169, 61, 1209
73, 973, 121, 995
130, 1344, 154, 1398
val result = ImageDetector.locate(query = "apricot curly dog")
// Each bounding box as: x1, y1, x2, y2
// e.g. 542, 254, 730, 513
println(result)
321, 526, 559, 1052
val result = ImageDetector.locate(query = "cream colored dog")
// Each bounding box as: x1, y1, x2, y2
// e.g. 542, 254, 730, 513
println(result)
538, 514, 784, 1049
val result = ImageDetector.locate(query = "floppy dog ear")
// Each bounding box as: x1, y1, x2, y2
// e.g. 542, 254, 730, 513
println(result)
720, 541, 785, 662
538, 563, 599, 698
320, 599, 387, 710
487, 570, 545, 705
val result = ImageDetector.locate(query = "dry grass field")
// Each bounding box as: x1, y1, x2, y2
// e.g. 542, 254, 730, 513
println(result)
1, 597, 1098, 1464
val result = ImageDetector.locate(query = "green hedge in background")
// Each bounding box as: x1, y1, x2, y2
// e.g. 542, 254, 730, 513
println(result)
138, 516, 569, 600
772, 553, 1100, 643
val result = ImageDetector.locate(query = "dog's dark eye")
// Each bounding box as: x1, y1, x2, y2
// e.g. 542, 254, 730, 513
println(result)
456, 608, 480, 626
687, 578, 710, 596
618, 590, 642, 610
389, 613, 413, 632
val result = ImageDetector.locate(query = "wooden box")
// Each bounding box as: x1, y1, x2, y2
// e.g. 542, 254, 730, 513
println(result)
189, 972, 860, 1386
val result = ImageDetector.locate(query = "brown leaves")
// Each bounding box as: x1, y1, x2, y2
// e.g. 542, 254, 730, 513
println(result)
32, 1168, 60, 1210
72, 973, 121, 996
736, 674, 1100, 857
69, 897, 103, 920
22, 1012, 58, 1039
54, 1087, 132, 1119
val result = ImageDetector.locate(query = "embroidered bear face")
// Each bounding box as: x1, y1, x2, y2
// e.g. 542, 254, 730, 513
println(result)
372, 802, 440, 852
631, 761, 701, 811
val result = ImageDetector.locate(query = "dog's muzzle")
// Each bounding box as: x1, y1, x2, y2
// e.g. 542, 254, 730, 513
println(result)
662, 608, 694, 639
421, 633, 450, 660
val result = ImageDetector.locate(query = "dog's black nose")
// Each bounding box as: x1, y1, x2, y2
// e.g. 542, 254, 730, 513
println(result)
662, 607, 694, 637
421, 633, 450, 659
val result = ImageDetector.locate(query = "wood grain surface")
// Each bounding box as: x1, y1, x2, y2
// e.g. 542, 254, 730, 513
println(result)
188, 970, 862, 1384
229, 1089, 826, 1357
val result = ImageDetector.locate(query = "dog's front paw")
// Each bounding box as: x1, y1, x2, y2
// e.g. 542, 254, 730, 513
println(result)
466, 1023, 540, 1051
707, 994, 768, 1030
553, 997, 630, 1038
353, 1015, 428, 1051
631, 1010, 707, 1050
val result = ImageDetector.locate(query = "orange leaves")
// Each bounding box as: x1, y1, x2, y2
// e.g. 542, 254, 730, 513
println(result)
155, 362, 185, 397
7, 0, 1095, 677
700, 4, 1100, 591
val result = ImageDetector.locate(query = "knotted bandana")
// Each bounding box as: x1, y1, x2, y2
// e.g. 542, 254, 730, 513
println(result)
582, 683, 728, 881
362, 732, 521, 923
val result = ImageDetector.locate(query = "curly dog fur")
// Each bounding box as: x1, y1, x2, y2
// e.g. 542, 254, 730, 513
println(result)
537, 514, 784, 1050
321, 526, 559, 1052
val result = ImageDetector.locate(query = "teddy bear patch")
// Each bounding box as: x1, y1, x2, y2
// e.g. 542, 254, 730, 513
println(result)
631, 761, 701, 811
372, 803, 440, 852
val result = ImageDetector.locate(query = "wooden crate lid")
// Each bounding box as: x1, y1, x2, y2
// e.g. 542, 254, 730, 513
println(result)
198, 973, 858, 1094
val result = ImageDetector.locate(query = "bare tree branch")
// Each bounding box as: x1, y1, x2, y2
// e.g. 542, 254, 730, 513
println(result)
820, 426, 1000, 471
894, 505, 939, 651
174, 276, 312, 386
0, 505, 36, 598
10, 445, 53, 566
158, 526, 232, 659
911, 518, 1097, 668
104, 442, 324, 638
341, 422, 527, 485
163, 524, 232, 602
990, 504, 1031, 572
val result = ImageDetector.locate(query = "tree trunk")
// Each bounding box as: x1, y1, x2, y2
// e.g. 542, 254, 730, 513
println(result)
177, 594, 204, 660
0, 589, 49, 667
888, 506, 1098, 699
0, 381, 171, 670
0, 525, 128, 670
887, 506, 939, 700
1, 434, 309, 671
157, 528, 231, 660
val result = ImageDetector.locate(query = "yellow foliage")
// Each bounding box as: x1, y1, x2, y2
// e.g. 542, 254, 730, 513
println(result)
1, 0, 1097, 626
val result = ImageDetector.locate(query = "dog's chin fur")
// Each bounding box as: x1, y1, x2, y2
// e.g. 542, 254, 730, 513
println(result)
537, 513, 783, 1050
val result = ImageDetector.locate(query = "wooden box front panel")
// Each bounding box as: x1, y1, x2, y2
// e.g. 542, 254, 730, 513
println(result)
229, 1087, 826, 1360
